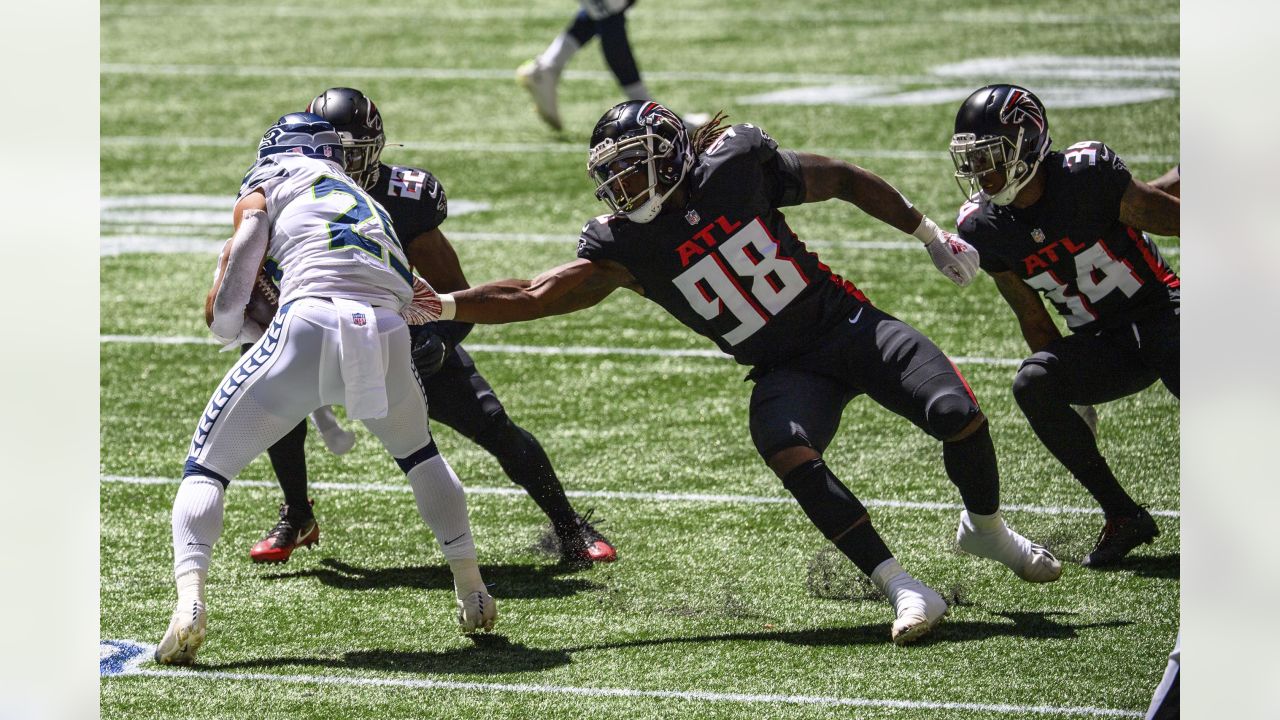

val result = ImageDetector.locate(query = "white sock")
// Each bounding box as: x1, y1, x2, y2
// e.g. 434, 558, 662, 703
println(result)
171, 475, 225, 578
622, 80, 651, 102
869, 557, 908, 594
406, 455, 476, 561
963, 509, 1006, 534
538, 32, 580, 74
176, 568, 206, 607
448, 557, 486, 595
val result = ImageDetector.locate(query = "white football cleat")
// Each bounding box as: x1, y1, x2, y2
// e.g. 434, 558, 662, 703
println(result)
311, 406, 356, 455
870, 559, 948, 645
957, 510, 1062, 583
456, 589, 497, 633
517, 60, 563, 131
154, 597, 207, 665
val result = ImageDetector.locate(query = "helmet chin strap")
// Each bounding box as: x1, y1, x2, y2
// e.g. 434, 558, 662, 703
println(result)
625, 182, 677, 223
987, 159, 1038, 206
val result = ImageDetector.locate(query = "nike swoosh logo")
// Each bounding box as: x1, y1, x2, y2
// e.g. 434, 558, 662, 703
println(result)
186, 542, 210, 547
442, 533, 467, 546
847, 307, 865, 326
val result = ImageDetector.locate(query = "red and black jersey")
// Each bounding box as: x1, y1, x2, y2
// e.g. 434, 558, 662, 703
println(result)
576, 124, 869, 368
366, 162, 449, 246
956, 141, 1179, 333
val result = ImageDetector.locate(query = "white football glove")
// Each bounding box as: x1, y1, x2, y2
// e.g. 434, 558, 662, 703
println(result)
913, 217, 980, 287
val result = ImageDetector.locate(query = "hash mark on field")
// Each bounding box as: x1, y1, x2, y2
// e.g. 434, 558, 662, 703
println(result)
120, 662, 1142, 717
100, 475, 1180, 519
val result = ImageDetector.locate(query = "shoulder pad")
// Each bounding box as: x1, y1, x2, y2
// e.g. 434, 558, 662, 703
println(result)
384, 165, 446, 209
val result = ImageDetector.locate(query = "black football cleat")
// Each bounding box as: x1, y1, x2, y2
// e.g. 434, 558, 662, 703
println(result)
557, 509, 617, 566
1082, 507, 1159, 567
250, 502, 319, 564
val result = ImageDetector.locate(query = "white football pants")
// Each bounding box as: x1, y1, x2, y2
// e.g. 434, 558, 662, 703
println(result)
186, 297, 432, 477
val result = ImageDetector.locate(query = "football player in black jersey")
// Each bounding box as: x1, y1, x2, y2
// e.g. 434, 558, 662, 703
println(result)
948, 84, 1180, 568
246, 87, 616, 568
424, 100, 1064, 645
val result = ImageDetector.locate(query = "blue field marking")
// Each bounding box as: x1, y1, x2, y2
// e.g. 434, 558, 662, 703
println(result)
100, 640, 152, 676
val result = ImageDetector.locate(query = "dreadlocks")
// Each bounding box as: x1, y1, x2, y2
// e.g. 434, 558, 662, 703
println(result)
690, 111, 732, 157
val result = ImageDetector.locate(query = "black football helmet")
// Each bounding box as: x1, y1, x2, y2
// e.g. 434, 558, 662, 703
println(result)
257, 112, 345, 165
950, 84, 1051, 205
587, 100, 693, 223
307, 87, 386, 189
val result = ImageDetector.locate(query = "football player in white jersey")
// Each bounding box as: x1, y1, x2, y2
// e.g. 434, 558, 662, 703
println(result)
155, 114, 496, 666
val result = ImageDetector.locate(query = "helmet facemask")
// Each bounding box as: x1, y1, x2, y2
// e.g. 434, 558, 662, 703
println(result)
588, 119, 691, 224
949, 127, 1040, 206
338, 132, 386, 190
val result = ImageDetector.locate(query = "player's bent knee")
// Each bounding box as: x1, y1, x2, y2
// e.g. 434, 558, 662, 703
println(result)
395, 439, 441, 474
925, 392, 981, 441
766, 445, 821, 479
1012, 359, 1056, 407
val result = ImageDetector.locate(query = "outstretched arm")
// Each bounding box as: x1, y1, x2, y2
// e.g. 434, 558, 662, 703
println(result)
443, 258, 637, 324
1119, 178, 1180, 237
794, 152, 980, 285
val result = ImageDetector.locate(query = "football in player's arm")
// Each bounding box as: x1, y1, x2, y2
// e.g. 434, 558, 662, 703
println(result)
424, 101, 1062, 645
949, 84, 1180, 568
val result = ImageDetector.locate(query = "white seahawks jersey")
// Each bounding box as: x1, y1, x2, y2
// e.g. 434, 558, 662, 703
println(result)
237, 154, 415, 310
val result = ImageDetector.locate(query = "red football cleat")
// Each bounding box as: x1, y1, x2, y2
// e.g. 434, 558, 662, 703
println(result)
559, 509, 617, 565
250, 503, 319, 564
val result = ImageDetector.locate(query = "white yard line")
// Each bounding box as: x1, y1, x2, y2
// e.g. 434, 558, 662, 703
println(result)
100, 475, 1180, 519
97, 136, 1180, 165
119, 663, 1142, 717
95, 231, 1181, 257
99, 334, 1026, 367
100, 3, 1177, 26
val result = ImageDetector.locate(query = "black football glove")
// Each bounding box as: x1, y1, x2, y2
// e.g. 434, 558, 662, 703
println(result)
410, 331, 448, 379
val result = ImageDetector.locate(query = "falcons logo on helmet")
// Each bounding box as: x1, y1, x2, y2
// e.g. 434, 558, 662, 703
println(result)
999, 90, 1045, 133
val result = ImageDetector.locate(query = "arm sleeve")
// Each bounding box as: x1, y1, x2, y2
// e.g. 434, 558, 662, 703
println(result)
576, 218, 618, 263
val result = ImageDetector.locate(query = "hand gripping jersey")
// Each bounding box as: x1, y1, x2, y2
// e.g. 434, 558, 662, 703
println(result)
956, 141, 1179, 333
238, 154, 415, 310
365, 163, 449, 243
576, 124, 869, 368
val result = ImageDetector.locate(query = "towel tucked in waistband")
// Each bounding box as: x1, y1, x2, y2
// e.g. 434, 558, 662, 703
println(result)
332, 297, 388, 420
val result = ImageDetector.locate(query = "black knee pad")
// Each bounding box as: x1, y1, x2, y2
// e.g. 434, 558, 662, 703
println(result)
1012, 359, 1056, 407
924, 392, 980, 441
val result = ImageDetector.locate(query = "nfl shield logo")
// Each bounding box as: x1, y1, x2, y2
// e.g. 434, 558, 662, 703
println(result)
685, 209, 700, 225
352, 313, 366, 326
1031, 228, 1046, 244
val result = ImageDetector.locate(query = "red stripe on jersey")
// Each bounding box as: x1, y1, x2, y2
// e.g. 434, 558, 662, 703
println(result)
1128, 227, 1180, 288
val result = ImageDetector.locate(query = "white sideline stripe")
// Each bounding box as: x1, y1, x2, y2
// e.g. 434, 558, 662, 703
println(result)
98, 334, 1024, 367
99, 475, 1180, 519
97, 136, 1180, 166
125, 665, 1140, 717
101, 3, 1177, 26
92, 230, 1182, 259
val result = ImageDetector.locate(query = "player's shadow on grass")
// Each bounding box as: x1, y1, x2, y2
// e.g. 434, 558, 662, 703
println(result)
208, 634, 571, 675
261, 559, 603, 600
573, 610, 1133, 651
1082, 552, 1180, 580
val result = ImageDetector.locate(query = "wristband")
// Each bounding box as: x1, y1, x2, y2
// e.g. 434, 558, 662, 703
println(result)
911, 216, 942, 245
438, 293, 457, 321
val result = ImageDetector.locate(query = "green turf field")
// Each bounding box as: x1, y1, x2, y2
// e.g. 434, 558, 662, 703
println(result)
100, 1, 1180, 717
